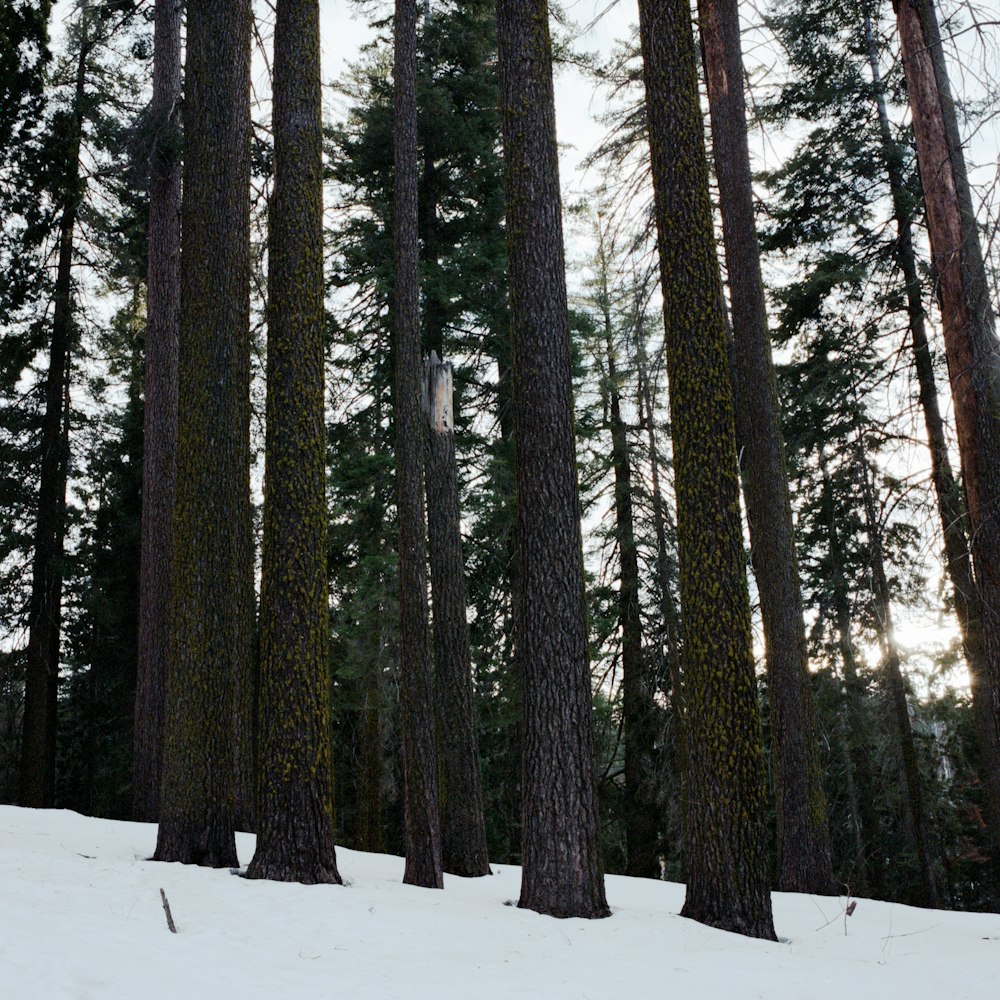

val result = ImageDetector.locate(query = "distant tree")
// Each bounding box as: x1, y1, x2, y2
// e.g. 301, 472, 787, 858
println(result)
19, 0, 94, 808
393, 0, 443, 889
155, 0, 253, 867
134, 0, 182, 825
496, 0, 609, 918
245, 0, 341, 885
637, 0, 775, 938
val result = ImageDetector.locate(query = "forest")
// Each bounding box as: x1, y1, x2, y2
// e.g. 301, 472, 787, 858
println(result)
1, 0, 999, 938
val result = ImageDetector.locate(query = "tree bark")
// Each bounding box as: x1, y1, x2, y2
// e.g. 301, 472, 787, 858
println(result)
19, 2, 90, 810
892, 0, 1000, 892
424, 353, 491, 877
698, 0, 834, 895
593, 231, 659, 879
245, 0, 341, 886
394, 0, 444, 890
154, 0, 252, 868
496, 0, 609, 919
134, 0, 182, 825
637, 0, 775, 939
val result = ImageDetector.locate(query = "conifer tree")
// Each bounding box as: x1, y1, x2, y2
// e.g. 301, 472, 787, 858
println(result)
637, 0, 775, 939
155, 0, 253, 867
891, 0, 1000, 883
393, 0, 444, 889
697, 0, 834, 895
496, 0, 609, 919
134, 0, 182, 825
246, 0, 341, 885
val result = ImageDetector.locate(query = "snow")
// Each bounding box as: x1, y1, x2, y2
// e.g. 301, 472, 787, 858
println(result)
1, 806, 997, 1000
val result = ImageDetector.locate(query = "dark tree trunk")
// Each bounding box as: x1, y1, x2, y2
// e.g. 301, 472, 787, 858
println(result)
698, 0, 834, 896
134, 0, 182, 825
154, 0, 252, 868
356, 614, 385, 854
635, 319, 685, 787
19, 5, 90, 810
594, 234, 659, 879
394, 0, 443, 890
637, 0, 775, 940
424, 353, 491, 877
892, 0, 1000, 890
859, 454, 939, 907
821, 458, 882, 898
496, 0, 608, 919
245, 0, 341, 886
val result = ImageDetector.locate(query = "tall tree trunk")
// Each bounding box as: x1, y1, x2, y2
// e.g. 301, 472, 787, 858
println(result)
890, 0, 1000, 894
134, 0, 182, 825
698, 0, 834, 895
154, 0, 252, 868
635, 317, 685, 786
859, 452, 939, 907
821, 456, 882, 898
496, 0, 608, 919
593, 233, 659, 879
394, 0, 443, 890
245, 0, 341, 886
637, 0, 775, 940
19, 3, 90, 809
424, 354, 491, 876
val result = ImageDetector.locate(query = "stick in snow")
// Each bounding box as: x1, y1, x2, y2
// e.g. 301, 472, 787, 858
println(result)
160, 888, 177, 933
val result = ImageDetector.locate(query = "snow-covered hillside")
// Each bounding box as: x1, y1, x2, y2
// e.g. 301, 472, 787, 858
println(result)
1, 805, 997, 999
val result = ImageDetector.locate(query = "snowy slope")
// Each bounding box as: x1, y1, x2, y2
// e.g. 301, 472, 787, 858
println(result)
1, 805, 997, 999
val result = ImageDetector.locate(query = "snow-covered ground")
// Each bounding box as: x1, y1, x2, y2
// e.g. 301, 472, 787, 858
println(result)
1, 806, 997, 999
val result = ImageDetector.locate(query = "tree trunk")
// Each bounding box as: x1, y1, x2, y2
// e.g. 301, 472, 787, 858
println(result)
859, 452, 939, 907
496, 0, 608, 919
394, 0, 443, 890
593, 232, 659, 879
134, 0, 182, 825
698, 0, 834, 896
245, 0, 341, 886
19, 3, 90, 810
821, 456, 882, 898
154, 0, 252, 868
424, 353, 491, 877
637, 0, 775, 940
891, 0, 1000, 893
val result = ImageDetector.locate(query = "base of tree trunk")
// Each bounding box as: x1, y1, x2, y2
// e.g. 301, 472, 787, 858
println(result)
245, 856, 342, 886
680, 895, 777, 941
153, 819, 239, 868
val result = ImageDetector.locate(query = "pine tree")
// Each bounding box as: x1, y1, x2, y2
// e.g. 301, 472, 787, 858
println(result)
892, 0, 1000, 890
245, 0, 341, 885
697, 0, 834, 895
393, 0, 444, 889
496, 0, 609, 919
637, 0, 775, 939
134, 0, 182, 825
155, 0, 253, 867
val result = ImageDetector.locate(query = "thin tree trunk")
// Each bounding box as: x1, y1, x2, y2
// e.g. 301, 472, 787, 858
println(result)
424, 353, 491, 877
394, 0, 443, 890
19, 4, 90, 809
245, 0, 341, 885
154, 0, 252, 868
635, 318, 685, 781
821, 456, 881, 898
593, 233, 659, 879
859, 452, 939, 907
496, 0, 608, 919
891, 0, 1000, 894
638, 0, 775, 940
134, 0, 182, 825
